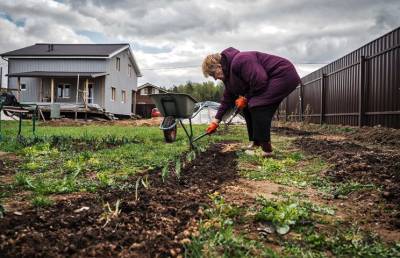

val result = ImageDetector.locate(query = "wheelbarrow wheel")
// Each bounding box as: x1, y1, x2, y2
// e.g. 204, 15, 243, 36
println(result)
164, 127, 177, 143
162, 116, 177, 143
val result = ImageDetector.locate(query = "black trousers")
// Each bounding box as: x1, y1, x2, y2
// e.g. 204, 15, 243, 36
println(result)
242, 103, 280, 142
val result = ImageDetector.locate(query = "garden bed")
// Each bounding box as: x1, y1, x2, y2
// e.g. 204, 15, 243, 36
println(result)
1, 121, 400, 257
0, 143, 239, 257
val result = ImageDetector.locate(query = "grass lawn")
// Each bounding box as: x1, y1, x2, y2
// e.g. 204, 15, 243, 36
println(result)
0, 120, 246, 206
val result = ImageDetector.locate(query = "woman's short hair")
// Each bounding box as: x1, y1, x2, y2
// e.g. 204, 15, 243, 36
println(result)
202, 53, 221, 77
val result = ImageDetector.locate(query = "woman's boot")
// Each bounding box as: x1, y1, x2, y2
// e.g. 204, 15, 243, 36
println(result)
260, 141, 273, 157
244, 141, 259, 150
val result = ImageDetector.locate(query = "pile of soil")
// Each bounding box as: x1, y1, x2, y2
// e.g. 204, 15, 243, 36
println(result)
294, 137, 400, 228
273, 121, 400, 147
41, 118, 162, 127
350, 126, 400, 147
0, 143, 238, 257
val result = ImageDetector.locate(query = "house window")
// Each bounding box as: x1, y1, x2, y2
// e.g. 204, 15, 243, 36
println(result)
111, 87, 116, 101
147, 87, 152, 95
57, 84, 71, 98
121, 90, 126, 103
128, 64, 132, 77
20, 83, 27, 91
116, 57, 121, 71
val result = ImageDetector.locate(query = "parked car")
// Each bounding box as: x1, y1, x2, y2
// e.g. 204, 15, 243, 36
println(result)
151, 107, 161, 117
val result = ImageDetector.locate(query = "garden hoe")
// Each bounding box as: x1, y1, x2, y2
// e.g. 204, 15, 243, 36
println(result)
191, 106, 241, 144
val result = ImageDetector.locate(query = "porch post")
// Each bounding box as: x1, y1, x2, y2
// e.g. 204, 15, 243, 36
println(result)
85, 78, 89, 109
50, 78, 55, 103
17, 77, 21, 101
39, 78, 43, 102
75, 74, 79, 120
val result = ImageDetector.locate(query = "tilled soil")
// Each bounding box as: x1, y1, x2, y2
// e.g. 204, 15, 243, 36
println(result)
0, 143, 238, 257
271, 126, 317, 136
294, 136, 400, 228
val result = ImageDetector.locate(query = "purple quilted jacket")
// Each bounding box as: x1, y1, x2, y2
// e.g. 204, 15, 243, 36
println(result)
215, 47, 301, 120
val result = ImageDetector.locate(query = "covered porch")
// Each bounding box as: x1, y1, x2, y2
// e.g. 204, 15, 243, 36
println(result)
7, 71, 110, 119
7, 71, 106, 107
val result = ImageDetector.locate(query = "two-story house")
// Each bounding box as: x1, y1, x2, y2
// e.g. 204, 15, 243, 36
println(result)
135, 83, 168, 118
1, 43, 141, 117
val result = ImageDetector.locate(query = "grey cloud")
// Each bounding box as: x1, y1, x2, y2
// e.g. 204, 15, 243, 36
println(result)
0, 0, 399, 87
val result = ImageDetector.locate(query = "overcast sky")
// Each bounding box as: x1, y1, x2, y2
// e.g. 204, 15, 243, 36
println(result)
0, 0, 399, 88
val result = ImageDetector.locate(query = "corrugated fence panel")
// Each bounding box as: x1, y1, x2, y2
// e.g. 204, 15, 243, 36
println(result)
302, 79, 321, 123
280, 26, 400, 128
287, 87, 300, 120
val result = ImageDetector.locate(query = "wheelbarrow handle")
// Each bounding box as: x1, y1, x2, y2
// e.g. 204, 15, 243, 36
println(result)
191, 132, 210, 144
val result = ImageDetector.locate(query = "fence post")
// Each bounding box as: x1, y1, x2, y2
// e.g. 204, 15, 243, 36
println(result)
320, 74, 327, 125
358, 56, 366, 127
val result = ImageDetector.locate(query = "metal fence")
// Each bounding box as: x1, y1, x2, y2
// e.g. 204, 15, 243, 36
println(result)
278, 27, 400, 129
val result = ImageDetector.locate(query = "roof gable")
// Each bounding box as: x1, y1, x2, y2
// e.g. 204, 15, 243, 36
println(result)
1, 43, 142, 77
1, 43, 129, 57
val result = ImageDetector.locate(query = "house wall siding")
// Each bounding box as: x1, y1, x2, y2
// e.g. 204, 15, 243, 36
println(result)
18, 77, 40, 102
8, 58, 107, 73
104, 50, 138, 115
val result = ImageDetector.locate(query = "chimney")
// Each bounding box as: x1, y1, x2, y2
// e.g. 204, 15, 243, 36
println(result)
47, 44, 54, 52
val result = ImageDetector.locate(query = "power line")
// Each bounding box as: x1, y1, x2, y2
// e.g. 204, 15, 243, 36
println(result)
141, 62, 328, 71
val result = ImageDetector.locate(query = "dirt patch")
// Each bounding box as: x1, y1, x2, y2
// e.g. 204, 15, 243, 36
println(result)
0, 142, 239, 257
41, 118, 162, 127
111, 118, 162, 127
294, 136, 400, 229
221, 178, 329, 211
0, 153, 19, 182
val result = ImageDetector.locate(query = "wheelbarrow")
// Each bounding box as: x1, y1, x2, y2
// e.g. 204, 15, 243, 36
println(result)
150, 93, 214, 149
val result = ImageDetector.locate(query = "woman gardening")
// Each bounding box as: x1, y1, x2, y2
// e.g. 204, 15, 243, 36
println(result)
203, 47, 300, 157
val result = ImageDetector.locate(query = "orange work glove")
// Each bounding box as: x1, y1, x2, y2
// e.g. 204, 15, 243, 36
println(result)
235, 96, 247, 110
206, 122, 219, 134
